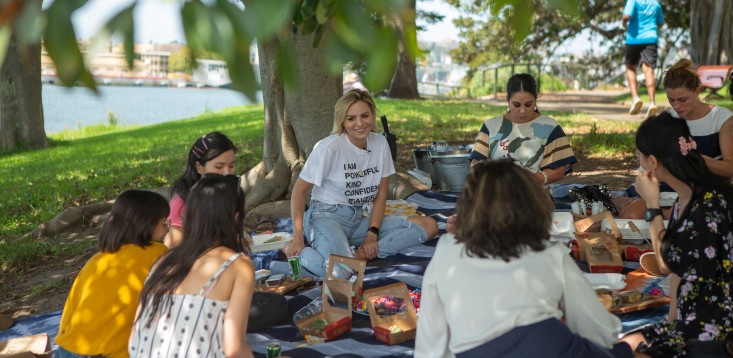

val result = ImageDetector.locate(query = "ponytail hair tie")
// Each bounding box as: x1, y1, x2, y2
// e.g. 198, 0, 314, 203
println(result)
679, 136, 697, 156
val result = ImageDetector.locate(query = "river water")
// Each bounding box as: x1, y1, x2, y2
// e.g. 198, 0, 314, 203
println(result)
42, 85, 263, 133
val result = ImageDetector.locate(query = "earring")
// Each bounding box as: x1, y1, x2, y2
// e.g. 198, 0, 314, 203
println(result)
506, 107, 511, 113
534, 105, 538, 112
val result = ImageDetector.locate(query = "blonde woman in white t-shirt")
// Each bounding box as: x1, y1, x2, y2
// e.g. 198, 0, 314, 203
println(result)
285, 89, 438, 277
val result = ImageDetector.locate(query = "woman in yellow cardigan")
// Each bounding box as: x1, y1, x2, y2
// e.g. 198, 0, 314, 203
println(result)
54, 190, 169, 358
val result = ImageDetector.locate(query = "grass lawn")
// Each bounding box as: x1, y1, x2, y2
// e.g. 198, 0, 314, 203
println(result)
0, 99, 638, 246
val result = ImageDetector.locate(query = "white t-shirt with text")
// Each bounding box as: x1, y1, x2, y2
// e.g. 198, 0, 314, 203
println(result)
300, 132, 395, 207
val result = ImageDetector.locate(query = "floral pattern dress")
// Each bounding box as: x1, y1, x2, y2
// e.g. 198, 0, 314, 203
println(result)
638, 189, 733, 357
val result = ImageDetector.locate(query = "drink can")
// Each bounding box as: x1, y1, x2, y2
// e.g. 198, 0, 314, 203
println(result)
266, 342, 282, 358
288, 256, 303, 281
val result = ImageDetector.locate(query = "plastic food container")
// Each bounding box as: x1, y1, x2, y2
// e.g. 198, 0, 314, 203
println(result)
251, 232, 293, 252
583, 273, 626, 290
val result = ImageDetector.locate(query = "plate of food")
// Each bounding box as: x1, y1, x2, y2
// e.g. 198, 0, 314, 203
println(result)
250, 232, 293, 252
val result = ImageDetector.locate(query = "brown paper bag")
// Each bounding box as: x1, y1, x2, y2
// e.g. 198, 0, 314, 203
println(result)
584, 236, 623, 273
574, 211, 621, 242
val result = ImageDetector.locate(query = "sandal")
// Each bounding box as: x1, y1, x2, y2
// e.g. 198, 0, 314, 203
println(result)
639, 252, 664, 277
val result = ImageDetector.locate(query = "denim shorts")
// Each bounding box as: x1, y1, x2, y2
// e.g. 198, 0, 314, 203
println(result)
298, 200, 428, 277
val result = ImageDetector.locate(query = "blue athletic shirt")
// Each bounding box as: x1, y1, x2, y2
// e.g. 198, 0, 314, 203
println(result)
623, 0, 664, 45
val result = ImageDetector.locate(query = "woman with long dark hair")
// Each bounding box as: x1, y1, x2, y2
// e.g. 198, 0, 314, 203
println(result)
620, 113, 733, 356
166, 131, 237, 247
130, 175, 254, 358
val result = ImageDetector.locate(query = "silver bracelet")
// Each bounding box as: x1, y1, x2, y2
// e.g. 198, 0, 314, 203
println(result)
540, 170, 548, 185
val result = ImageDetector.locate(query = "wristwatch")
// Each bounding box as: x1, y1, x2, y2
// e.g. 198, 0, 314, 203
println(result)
644, 208, 663, 222
368, 226, 380, 235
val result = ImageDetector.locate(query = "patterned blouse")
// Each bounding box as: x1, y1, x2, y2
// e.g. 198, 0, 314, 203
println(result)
639, 189, 733, 357
129, 253, 244, 358
468, 114, 577, 174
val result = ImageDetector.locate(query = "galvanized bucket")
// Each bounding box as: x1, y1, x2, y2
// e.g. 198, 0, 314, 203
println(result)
429, 144, 472, 192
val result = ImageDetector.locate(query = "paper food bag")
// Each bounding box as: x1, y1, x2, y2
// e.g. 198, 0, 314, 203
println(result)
363, 282, 418, 345
573, 211, 621, 242
583, 236, 623, 273
294, 255, 366, 342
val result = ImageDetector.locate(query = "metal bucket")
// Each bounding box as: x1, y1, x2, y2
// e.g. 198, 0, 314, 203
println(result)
429, 147, 472, 192
411, 147, 435, 178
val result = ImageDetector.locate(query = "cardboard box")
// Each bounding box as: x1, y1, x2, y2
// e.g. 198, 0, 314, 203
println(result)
572, 232, 617, 261
0, 334, 51, 358
363, 282, 418, 346
573, 211, 621, 243
294, 255, 366, 342
583, 236, 623, 273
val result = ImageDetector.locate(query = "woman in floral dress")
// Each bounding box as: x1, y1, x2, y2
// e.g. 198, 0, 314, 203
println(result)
621, 112, 733, 357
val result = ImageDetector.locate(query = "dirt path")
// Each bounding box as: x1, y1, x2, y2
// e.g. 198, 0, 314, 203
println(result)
481, 89, 667, 122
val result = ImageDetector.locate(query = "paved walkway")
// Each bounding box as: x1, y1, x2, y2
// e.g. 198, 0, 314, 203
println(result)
479, 90, 666, 122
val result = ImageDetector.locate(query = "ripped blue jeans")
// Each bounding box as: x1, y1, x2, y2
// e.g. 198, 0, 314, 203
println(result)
299, 200, 429, 277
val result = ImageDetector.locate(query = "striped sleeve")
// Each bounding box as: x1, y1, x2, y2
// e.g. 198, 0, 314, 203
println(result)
469, 121, 491, 162
540, 125, 577, 173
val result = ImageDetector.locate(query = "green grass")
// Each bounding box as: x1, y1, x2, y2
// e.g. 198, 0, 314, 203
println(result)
1, 99, 639, 239
0, 236, 95, 272
0, 105, 265, 239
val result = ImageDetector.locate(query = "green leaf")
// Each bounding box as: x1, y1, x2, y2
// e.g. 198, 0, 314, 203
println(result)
312, 23, 325, 47
277, 42, 299, 89
300, 16, 319, 35
509, 0, 534, 42
216, 0, 249, 40
104, 4, 135, 69
363, 0, 409, 14
181, 1, 211, 56
300, 0, 318, 21
0, 26, 12, 68
402, 24, 419, 61
14, 0, 45, 45
44, 0, 96, 91
324, 35, 358, 75
547, 0, 581, 18
490, 0, 512, 16
315, 0, 335, 24
209, 9, 236, 61
363, 27, 397, 91
242, 0, 291, 41
226, 39, 258, 101
333, 1, 375, 49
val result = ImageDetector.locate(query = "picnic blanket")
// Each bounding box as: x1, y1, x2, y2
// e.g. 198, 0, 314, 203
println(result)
1, 189, 667, 357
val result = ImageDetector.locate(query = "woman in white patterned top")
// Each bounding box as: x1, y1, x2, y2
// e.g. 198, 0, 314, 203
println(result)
130, 174, 255, 358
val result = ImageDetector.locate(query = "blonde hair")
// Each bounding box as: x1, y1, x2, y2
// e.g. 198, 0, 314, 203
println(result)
332, 89, 377, 135
663, 59, 701, 91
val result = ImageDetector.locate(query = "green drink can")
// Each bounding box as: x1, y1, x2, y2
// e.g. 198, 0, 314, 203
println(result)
266, 342, 281, 358
288, 256, 303, 281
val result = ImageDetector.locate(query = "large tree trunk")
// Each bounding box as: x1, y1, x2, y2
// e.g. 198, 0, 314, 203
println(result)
387, 0, 419, 99
690, 0, 733, 65
241, 28, 342, 213
0, 32, 48, 152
